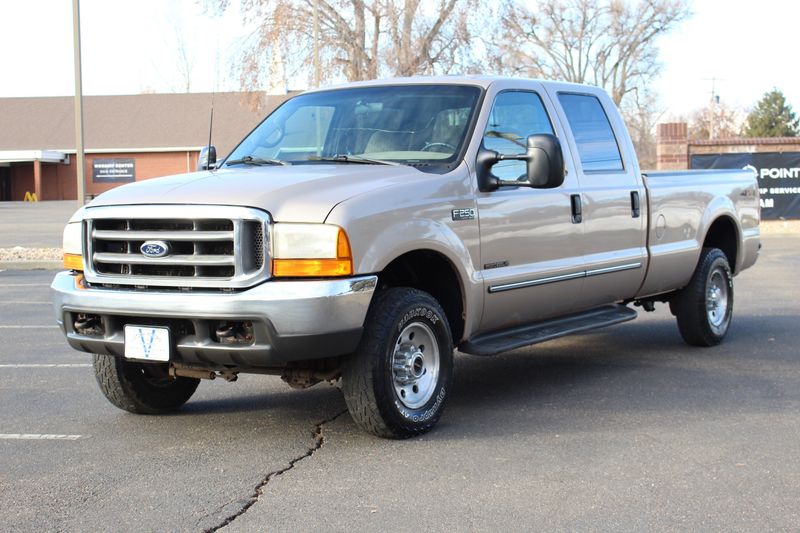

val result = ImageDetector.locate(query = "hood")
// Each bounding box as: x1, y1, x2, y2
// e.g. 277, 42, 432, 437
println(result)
86, 164, 427, 222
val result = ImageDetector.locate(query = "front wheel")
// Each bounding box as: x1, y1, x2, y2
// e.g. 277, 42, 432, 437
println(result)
341, 287, 454, 439
670, 247, 734, 347
93, 354, 200, 414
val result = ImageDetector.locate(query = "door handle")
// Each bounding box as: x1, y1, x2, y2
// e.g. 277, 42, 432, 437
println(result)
630, 191, 640, 218
570, 194, 582, 224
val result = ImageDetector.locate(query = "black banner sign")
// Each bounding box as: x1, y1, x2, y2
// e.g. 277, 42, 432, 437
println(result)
690, 152, 800, 220
92, 158, 135, 183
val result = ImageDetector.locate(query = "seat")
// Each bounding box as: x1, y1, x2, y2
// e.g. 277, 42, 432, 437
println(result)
364, 130, 412, 154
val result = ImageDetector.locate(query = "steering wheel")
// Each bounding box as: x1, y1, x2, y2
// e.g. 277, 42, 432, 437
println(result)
421, 142, 457, 153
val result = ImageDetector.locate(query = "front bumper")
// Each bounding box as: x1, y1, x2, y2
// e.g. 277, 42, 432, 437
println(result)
51, 271, 377, 367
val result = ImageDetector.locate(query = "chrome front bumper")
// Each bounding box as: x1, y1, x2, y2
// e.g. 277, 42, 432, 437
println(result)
51, 272, 378, 367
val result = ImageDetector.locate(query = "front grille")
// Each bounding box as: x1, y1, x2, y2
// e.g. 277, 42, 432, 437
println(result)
83, 205, 270, 289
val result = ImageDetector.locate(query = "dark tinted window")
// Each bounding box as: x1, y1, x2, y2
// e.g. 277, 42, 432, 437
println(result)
558, 93, 623, 172
483, 91, 554, 181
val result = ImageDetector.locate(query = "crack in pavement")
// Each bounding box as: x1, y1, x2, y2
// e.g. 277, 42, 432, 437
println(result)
204, 409, 347, 532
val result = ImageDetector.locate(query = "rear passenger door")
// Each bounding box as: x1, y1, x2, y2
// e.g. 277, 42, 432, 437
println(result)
548, 89, 647, 310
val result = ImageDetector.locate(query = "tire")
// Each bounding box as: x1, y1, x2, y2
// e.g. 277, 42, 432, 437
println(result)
93, 354, 200, 414
341, 287, 454, 439
670, 247, 734, 347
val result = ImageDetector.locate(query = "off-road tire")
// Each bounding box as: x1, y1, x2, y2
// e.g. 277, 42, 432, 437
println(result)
341, 287, 454, 439
670, 247, 734, 347
93, 354, 200, 414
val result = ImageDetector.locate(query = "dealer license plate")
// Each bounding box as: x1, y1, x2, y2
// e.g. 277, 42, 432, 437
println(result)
124, 325, 170, 362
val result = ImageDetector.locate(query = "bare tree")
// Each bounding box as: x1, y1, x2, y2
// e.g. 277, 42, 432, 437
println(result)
621, 89, 663, 169
689, 99, 743, 140
494, 0, 690, 106
171, 25, 195, 93
204, 0, 482, 91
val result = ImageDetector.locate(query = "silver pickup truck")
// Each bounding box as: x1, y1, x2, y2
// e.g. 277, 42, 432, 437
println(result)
52, 77, 760, 438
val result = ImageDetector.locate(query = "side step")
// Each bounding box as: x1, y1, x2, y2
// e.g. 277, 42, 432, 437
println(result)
459, 304, 638, 356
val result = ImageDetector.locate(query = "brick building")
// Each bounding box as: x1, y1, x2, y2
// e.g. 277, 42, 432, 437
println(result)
656, 122, 800, 171
0, 92, 289, 202
656, 123, 800, 219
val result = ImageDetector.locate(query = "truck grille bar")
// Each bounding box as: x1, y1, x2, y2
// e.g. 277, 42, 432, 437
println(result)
82, 205, 271, 289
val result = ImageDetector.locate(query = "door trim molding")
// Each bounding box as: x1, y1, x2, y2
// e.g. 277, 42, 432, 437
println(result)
488, 262, 642, 293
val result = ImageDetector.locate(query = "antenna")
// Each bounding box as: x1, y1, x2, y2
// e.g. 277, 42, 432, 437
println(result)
201, 34, 220, 171
206, 92, 214, 164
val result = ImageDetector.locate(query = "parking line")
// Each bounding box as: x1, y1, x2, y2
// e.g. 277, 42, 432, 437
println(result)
0, 434, 83, 440
0, 301, 50, 305
0, 283, 46, 287
0, 325, 59, 329
0, 364, 91, 368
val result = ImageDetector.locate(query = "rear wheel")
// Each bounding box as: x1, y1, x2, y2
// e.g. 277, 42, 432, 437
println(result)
670, 247, 733, 347
93, 354, 199, 414
341, 287, 454, 439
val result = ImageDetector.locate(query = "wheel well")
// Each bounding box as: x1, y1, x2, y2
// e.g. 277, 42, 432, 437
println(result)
377, 250, 465, 343
703, 216, 738, 272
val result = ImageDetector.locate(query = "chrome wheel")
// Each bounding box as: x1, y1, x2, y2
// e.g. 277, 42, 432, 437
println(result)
392, 322, 440, 409
706, 268, 730, 330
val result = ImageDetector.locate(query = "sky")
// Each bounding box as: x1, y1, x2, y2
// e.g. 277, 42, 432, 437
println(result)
1, 0, 799, 119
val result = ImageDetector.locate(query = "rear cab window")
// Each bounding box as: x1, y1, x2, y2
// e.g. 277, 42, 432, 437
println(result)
557, 93, 624, 172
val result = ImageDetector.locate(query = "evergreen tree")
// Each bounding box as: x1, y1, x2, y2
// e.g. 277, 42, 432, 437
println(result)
743, 88, 799, 137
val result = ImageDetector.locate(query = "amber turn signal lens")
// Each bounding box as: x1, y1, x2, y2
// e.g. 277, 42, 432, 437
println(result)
272, 258, 353, 277
63, 253, 83, 271
272, 228, 353, 277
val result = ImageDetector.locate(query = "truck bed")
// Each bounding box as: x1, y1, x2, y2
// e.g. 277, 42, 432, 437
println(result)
638, 169, 760, 298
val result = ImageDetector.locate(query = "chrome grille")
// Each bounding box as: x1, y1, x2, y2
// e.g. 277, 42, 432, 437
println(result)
83, 205, 270, 289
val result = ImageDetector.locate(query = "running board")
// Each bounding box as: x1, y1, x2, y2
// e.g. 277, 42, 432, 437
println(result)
459, 304, 638, 356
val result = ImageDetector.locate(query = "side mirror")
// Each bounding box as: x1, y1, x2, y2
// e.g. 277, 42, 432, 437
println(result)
197, 145, 217, 171
477, 133, 565, 192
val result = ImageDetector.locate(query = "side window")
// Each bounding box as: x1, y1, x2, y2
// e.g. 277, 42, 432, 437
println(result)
483, 91, 554, 181
557, 93, 623, 172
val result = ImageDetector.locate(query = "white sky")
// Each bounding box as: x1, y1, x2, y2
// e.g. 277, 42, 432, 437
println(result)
1, 0, 799, 118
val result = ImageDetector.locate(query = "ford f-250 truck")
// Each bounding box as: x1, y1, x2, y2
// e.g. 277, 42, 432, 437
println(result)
52, 77, 760, 438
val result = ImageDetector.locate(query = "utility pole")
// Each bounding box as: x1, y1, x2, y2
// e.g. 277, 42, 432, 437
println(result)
72, 0, 86, 207
313, 0, 321, 87
703, 77, 725, 140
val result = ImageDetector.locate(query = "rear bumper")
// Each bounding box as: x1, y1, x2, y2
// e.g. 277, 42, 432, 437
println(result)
51, 271, 377, 367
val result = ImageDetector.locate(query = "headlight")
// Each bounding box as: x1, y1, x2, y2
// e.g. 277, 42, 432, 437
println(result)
272, 223, 352, 277
62, 222, 83, 271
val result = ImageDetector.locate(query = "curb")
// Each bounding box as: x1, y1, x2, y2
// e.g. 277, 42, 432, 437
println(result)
0, 261, 62, 271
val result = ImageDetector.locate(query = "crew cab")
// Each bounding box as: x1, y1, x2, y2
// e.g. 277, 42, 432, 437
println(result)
52, 77, 760, 438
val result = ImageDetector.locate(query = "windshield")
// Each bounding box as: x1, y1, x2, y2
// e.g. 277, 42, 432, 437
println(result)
226, 85, 482, 167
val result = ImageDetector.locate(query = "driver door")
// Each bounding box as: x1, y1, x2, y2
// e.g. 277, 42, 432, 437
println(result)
477, 87, 585, 332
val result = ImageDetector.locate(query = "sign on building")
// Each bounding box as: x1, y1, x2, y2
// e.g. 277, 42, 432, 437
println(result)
92, 158, 135, 183
691, 152, 800, 220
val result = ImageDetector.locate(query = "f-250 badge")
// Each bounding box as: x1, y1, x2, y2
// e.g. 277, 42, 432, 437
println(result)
451, 208, 476, 221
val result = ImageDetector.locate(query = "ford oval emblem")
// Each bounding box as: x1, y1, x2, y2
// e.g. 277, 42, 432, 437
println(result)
140, 241, 171, 258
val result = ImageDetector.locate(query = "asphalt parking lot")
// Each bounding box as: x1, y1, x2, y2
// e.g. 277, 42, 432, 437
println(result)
1, 234, 799, 532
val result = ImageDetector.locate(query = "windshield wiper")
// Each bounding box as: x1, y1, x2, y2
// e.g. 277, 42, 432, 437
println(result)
308, 154, 401, 166
226, 155, 288, 166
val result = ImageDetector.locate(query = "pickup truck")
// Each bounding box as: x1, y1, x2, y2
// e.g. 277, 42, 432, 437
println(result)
52, 76, 760, 438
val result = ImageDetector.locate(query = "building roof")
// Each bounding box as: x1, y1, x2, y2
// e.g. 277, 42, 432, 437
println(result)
0, 92, 290, 157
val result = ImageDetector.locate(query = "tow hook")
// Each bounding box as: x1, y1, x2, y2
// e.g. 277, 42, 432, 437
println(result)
215, 321, 254, 345
74, 314, 103, 336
